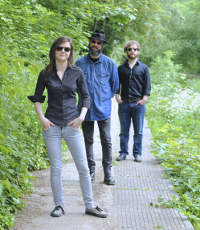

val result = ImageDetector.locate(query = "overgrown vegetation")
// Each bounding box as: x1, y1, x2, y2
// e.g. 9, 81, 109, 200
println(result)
0, 0, 200, 228
186, 78, 200, 94
146, 52, 200, 229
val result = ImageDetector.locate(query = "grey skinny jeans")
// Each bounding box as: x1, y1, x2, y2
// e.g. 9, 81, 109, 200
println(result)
42, 125, 94, 209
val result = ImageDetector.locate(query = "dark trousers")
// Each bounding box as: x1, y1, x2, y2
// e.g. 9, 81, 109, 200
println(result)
82, 118, 112, 174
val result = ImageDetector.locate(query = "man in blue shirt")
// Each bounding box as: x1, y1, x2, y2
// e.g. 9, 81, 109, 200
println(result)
76, 30, 119, 185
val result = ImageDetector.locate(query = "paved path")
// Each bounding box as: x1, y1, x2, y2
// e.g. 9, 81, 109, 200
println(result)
11, 99, 194, 230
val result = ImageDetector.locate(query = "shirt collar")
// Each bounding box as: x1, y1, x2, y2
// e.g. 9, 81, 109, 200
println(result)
53, 63, 71, 70
125, 59, 140, 67
86, 53, 103, 63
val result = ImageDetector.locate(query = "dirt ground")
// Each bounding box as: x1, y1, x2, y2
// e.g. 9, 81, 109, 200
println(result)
11, 151, 115, 230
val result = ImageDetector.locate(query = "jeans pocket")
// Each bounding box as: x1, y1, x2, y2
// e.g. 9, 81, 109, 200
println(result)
42, 126, 52, 131
71, 125, 80, 131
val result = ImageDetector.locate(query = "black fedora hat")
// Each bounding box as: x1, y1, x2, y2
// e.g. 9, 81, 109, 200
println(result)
87, 30, 108, 43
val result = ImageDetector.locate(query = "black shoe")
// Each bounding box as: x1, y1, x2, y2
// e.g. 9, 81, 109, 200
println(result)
134, 155, 142, 162
85, 206, 108, 218
50, 205, 65, 217
116, 154, 126, 161
104, 173, 115, 185
90, 172, 95, 182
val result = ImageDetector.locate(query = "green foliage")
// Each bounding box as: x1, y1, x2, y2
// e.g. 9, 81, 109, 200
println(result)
0, 55, 48, 228
140, 0, 200, 74
186, 78, 200, 94
146, 52, 200, 229
0, 0, 191, 228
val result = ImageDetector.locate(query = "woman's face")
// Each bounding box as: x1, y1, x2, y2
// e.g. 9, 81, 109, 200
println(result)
55, 42, 71, 63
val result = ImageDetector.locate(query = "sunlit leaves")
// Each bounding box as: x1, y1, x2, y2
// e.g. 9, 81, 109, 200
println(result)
146, 53, 200, 228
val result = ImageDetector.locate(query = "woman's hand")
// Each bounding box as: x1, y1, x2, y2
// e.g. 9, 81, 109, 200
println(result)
68, 117, 84, 130
40, 117, 55, 130
34, 102, 54, 130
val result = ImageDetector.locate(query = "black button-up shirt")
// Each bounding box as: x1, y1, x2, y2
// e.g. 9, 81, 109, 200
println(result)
117, 60, 151, 99
28, 66, 90, 127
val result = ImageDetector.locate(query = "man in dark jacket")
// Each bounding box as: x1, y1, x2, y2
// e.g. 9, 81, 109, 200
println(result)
116, 40, 151, 162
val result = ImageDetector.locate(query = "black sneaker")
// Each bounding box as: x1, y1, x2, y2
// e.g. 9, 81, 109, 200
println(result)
116, 154, 126, 161
90, 172, 95, 182
51, 205, 65, 217
104, 173, 115, 185
85, 206, 108, 218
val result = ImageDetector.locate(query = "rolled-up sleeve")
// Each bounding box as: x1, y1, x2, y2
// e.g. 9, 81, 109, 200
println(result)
77, 69, 90, 109
27, 70, 46, 103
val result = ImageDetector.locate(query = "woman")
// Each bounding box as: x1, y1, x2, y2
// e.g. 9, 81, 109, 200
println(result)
28, 36, 107, 218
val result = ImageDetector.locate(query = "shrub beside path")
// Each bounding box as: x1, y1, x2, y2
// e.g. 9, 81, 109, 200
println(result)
11, 99, 194, 230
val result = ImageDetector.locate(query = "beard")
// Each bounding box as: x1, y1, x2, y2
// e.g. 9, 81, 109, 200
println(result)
127, 53, 138, 60
89, 45, 102, 56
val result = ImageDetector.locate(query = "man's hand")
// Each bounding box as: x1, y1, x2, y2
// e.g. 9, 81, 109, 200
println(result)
115, 94, 123, 104
136, 95, 148, 106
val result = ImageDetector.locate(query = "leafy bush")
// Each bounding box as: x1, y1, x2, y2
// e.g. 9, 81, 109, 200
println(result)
146, 51, 200, 229
0, 55, 49, 229
186, 77, 200, 94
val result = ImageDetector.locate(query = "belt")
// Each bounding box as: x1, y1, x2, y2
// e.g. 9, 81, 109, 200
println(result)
121, 97, 142, 103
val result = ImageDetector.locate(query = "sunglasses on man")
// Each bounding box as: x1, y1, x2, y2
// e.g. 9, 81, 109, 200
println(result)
128, 48, 138, 52
56, 47, 71, 52
91, 40, 103, 45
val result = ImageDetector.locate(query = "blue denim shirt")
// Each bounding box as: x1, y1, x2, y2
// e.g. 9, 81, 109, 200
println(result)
76, 53, 119, 121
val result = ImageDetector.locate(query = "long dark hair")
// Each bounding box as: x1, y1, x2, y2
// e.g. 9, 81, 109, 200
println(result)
43, 36, 75, 76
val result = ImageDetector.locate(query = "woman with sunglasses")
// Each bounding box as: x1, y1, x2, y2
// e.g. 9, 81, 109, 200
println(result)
28, 36, 107, 218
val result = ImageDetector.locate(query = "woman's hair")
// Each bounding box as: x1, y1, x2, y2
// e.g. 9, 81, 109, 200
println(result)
43, 36, 75, 76
124, 40, 141, 52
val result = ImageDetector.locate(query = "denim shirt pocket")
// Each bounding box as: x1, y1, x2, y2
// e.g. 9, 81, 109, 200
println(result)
98, 72, 110, 86
83, 71, 88, 79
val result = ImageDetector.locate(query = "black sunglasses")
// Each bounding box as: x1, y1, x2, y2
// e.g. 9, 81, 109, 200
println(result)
128, 47, 138, 52
91, 40, 103, 45
56, 46, 71, 52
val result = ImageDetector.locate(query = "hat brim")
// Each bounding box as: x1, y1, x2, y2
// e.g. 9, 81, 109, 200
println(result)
87, 36, 108, 44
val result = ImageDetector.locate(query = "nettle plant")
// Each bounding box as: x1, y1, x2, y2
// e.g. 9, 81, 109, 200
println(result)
146, 52, 200, 229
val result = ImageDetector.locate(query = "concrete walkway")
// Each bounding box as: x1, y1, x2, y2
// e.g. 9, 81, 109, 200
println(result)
11, 99, 194, 230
